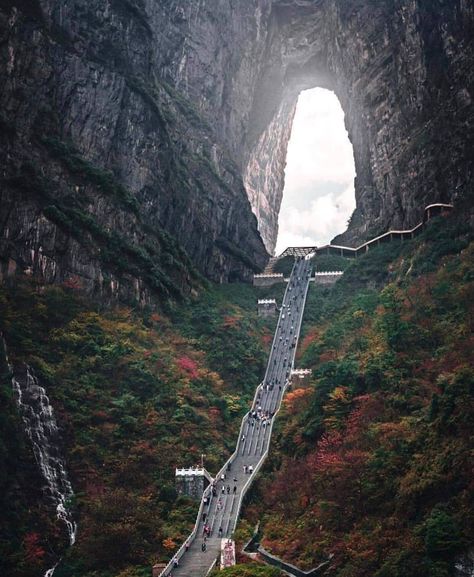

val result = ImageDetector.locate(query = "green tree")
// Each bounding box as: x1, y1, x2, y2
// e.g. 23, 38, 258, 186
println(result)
425, 507, 462, 559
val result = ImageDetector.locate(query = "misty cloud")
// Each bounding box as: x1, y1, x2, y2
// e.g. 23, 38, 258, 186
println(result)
276, 88, 356, 254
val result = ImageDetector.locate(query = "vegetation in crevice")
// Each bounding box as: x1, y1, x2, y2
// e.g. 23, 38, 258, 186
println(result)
40, 136, 140, 215
161, 80, 213, 133
3, 161, 201, 301
215, 237, 262, 274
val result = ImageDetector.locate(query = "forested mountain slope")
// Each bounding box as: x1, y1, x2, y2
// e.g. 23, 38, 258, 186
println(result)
1, 210, 473, 577
0, 280, 277, 576
241, 212, 474, 577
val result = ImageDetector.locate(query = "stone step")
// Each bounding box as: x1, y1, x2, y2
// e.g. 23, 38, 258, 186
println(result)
263, 256, 279, 274
159, 259, 313, 577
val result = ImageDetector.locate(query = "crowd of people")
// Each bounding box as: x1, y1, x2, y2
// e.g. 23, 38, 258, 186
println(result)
166, 257, 313, 574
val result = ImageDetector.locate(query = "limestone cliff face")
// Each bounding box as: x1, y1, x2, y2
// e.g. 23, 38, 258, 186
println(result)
243, 0, 474, 249
0, 0, 270, 301
244, 98, 296, 253
0, 0, 473, 295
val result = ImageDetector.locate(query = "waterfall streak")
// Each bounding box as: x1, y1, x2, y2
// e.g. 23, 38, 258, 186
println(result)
10, 365, 77, 546
2, 337, 77, 577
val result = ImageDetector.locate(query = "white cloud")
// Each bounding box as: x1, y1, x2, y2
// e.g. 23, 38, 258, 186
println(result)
278, 185, 354, 250
277, 231, 319, 252
276, 88, 356, 254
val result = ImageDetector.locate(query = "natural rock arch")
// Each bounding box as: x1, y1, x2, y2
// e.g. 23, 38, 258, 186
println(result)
0, 0, 472, 289
241, 0, 473, 253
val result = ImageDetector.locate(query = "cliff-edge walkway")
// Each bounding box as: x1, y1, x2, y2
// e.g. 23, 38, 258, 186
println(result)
278, 203, 453, 259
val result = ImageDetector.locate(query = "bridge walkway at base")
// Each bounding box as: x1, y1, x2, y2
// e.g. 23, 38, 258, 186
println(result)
278, 203, 454, 260
161, 257, 313, 577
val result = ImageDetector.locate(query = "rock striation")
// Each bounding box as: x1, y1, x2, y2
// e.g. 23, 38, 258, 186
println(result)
0, 0, 270, 301
242, 0, 474, 249
0, 0, 473, 296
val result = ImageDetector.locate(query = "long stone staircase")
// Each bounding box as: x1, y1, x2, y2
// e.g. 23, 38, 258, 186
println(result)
159, 257, 313, 577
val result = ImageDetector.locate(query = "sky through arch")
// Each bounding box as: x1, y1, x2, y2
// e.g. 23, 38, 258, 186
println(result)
275, 88, 356, 255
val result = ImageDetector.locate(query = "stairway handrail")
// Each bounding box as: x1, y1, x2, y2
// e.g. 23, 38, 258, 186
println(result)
232, 260, 311, 532
158, 380, 265, 576
277, 202, 453, 259
159, 259, 312, 575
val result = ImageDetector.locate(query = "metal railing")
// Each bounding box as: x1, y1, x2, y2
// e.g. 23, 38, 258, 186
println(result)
158, 258, 311, 576
278, 203, 454, 260
242, 522, 331, 577
257, 544, 332, 577
158, 382, 263, 577
231, 260, 312, 532
159, 481, 213, 577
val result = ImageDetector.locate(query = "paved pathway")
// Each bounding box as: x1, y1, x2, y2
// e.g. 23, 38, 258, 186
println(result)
161, 257, 312, 577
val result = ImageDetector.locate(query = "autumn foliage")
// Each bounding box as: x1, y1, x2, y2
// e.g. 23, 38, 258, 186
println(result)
245, 222, 474, 577
22, 533, 45, 565
0, 280, 272, 577
1, 214, 473, 577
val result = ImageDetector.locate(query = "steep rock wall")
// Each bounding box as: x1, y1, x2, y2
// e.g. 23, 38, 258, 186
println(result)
244, 0, 474, 250
0, 0, 473, 288
0, 0, 270, 301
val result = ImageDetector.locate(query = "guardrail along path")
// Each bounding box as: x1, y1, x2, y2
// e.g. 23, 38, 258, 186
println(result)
163, 257, 312, 577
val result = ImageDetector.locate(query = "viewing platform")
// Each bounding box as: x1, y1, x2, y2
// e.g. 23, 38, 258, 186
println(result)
175, 467, 213, 500
312, 271, 343, 285
257, 299, 278, 317
291, 368, 312, 378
